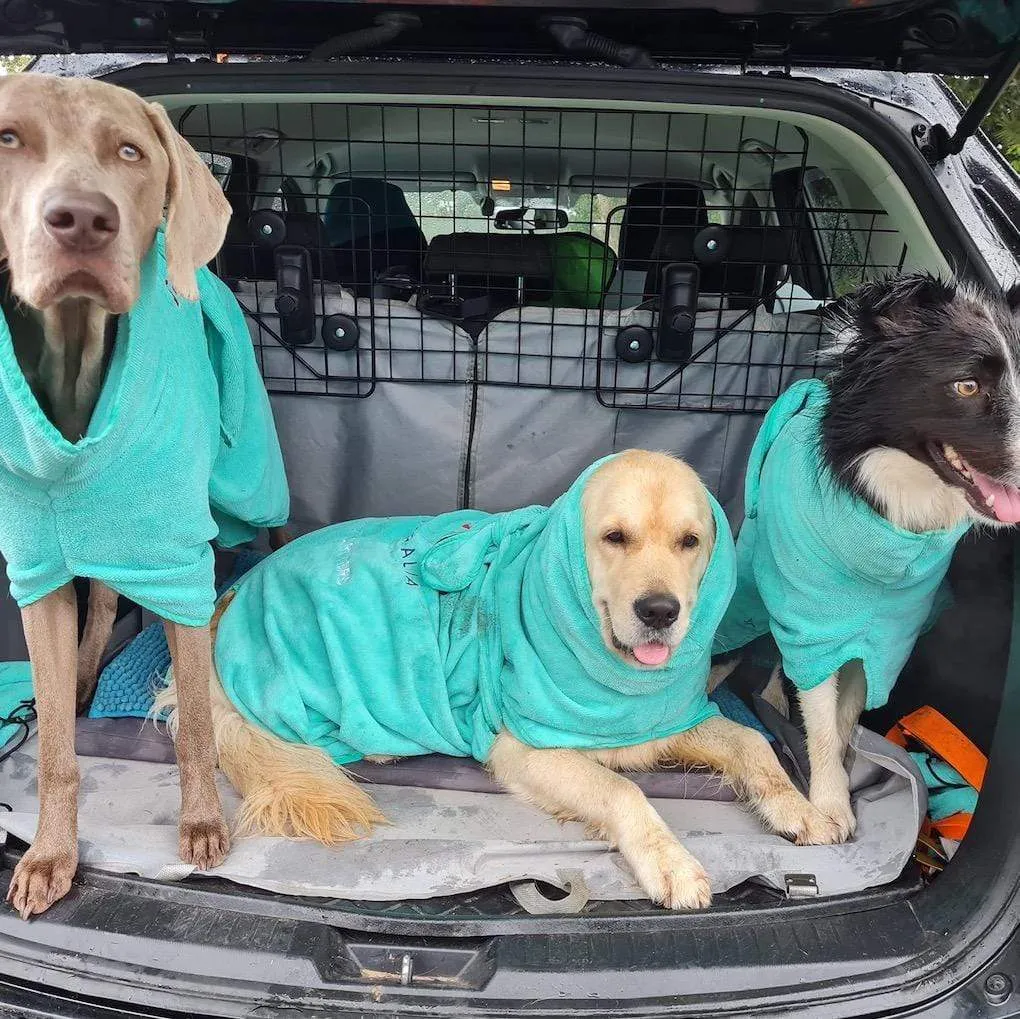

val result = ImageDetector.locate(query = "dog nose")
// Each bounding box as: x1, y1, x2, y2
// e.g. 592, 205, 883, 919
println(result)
42, 191, 120, 253
633, 593, 681, 629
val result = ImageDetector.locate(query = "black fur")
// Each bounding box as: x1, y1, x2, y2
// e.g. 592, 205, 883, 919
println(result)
820, 273, 1020, 508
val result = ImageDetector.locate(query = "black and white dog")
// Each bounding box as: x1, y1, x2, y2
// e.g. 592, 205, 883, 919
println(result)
826, 275, 1020, 532
716, 274, 1020, 839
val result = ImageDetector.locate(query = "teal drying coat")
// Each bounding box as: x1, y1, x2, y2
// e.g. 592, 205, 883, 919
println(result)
713, 379, 970, 710
215, 456, 736, 765
0, 228, 290, 626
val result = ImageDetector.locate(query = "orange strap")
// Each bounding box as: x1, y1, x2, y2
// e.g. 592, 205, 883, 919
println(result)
886, 705, 987, 792
931, 812, 971, 841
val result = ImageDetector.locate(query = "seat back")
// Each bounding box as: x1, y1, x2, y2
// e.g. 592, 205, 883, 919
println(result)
420, 232, 554, 338
324, 178, 427, 296
605, 181, 768, 309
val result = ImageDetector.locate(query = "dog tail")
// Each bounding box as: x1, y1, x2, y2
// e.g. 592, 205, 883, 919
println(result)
152, 670, 386, 844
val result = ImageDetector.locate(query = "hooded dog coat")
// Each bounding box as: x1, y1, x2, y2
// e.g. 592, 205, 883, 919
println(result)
713, 378, 970, 710
0, 228, 290, 626
215, 456, 737, 764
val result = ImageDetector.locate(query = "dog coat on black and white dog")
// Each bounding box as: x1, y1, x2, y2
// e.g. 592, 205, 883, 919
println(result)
714, 273, 1020, 838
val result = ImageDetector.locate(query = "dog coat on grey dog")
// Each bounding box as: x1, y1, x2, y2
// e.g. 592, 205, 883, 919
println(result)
0, 228, 290, 626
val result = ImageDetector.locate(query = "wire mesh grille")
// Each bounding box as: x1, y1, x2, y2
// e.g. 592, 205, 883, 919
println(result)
183, 101, 912, 412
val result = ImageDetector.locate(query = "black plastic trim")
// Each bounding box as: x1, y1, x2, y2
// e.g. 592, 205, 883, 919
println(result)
942, 36, 1020, 158
3, 0, 1017, 75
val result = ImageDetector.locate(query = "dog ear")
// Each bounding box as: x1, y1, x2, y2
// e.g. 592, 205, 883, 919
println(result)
846, 273, 953, 334
870, 273, 954, 314
145, 101, 231, 301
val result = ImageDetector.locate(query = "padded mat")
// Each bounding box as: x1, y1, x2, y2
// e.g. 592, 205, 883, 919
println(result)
0, 725, 925, 908
72, 715, 741, 800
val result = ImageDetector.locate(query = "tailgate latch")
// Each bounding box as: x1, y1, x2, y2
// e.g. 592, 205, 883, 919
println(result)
784, 873, 819, 899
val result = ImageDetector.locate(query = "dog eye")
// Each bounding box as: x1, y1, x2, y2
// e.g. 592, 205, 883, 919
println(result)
604, 530, 627, 545
952, 379, 980, 398
118, 143, 142, 162
0, 130, 21, 149
679, 533, 699, 549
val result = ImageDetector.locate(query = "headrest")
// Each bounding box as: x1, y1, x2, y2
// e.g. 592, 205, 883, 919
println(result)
324, 178, 427, 292
425, 233, 553, 280
324, 178, 423, 246
618, 182, 705, 268
276, 211, 330, 250
618, 180, 789, 301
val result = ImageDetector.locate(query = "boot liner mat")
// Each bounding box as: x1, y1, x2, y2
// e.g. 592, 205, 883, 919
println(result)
0, 716, 925, 911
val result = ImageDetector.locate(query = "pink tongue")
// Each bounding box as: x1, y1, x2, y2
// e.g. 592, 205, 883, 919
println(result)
633, 642, 670, 666
970, 468, 1020, 524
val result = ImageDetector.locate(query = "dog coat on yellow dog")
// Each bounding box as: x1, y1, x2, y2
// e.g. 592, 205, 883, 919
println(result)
0, 228, 290, 626
214, 455, 737, 764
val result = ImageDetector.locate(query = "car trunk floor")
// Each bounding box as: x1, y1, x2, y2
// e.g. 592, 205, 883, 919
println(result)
0, 714, 924, 911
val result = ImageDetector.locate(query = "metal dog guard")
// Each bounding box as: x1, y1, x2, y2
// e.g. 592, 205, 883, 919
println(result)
179, 101, 913, 412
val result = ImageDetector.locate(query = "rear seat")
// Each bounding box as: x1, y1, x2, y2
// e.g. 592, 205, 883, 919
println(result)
482, 181, 821, 408
323, 178, 427, 297
228, 179, 824, 523
602, 181, 764, 312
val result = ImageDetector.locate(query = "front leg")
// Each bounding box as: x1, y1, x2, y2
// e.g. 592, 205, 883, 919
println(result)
7, 585, 80, 918
76, 580, 119, 713
664, 714, 842, 845
164, 621, 230, 869
798, 672, 857, 841
488, 732, 711, 909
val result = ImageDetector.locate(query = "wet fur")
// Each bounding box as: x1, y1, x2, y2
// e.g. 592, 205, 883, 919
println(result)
824, 274, 1020, 514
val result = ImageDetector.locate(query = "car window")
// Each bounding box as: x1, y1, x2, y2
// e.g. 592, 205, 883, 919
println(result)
567, 193, 621, 252
403, 190, 491, 241
196, 151, 233, 189
802, 168, 867, 297
402, 188, 623, 253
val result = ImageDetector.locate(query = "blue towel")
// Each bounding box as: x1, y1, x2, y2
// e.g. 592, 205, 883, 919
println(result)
0, 227, 289, 627
216, 456, 738, 765
909, 751, 978, 821
714, 379, 969, 710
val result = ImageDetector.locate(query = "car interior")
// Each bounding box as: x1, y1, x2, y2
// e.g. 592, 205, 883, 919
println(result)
4, 92, 1005, 917
0, 64, 1015, 1019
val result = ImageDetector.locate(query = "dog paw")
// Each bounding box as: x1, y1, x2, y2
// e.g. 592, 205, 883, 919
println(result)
784, 797, 847, 845
179, 817, 231, 870
811, 795, 857, 843
759, 790, 842, 846
625, 830, 712, 910
6, 845, 77, 919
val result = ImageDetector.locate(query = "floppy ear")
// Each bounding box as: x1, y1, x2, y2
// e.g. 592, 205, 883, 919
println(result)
145, 101, 231, 301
